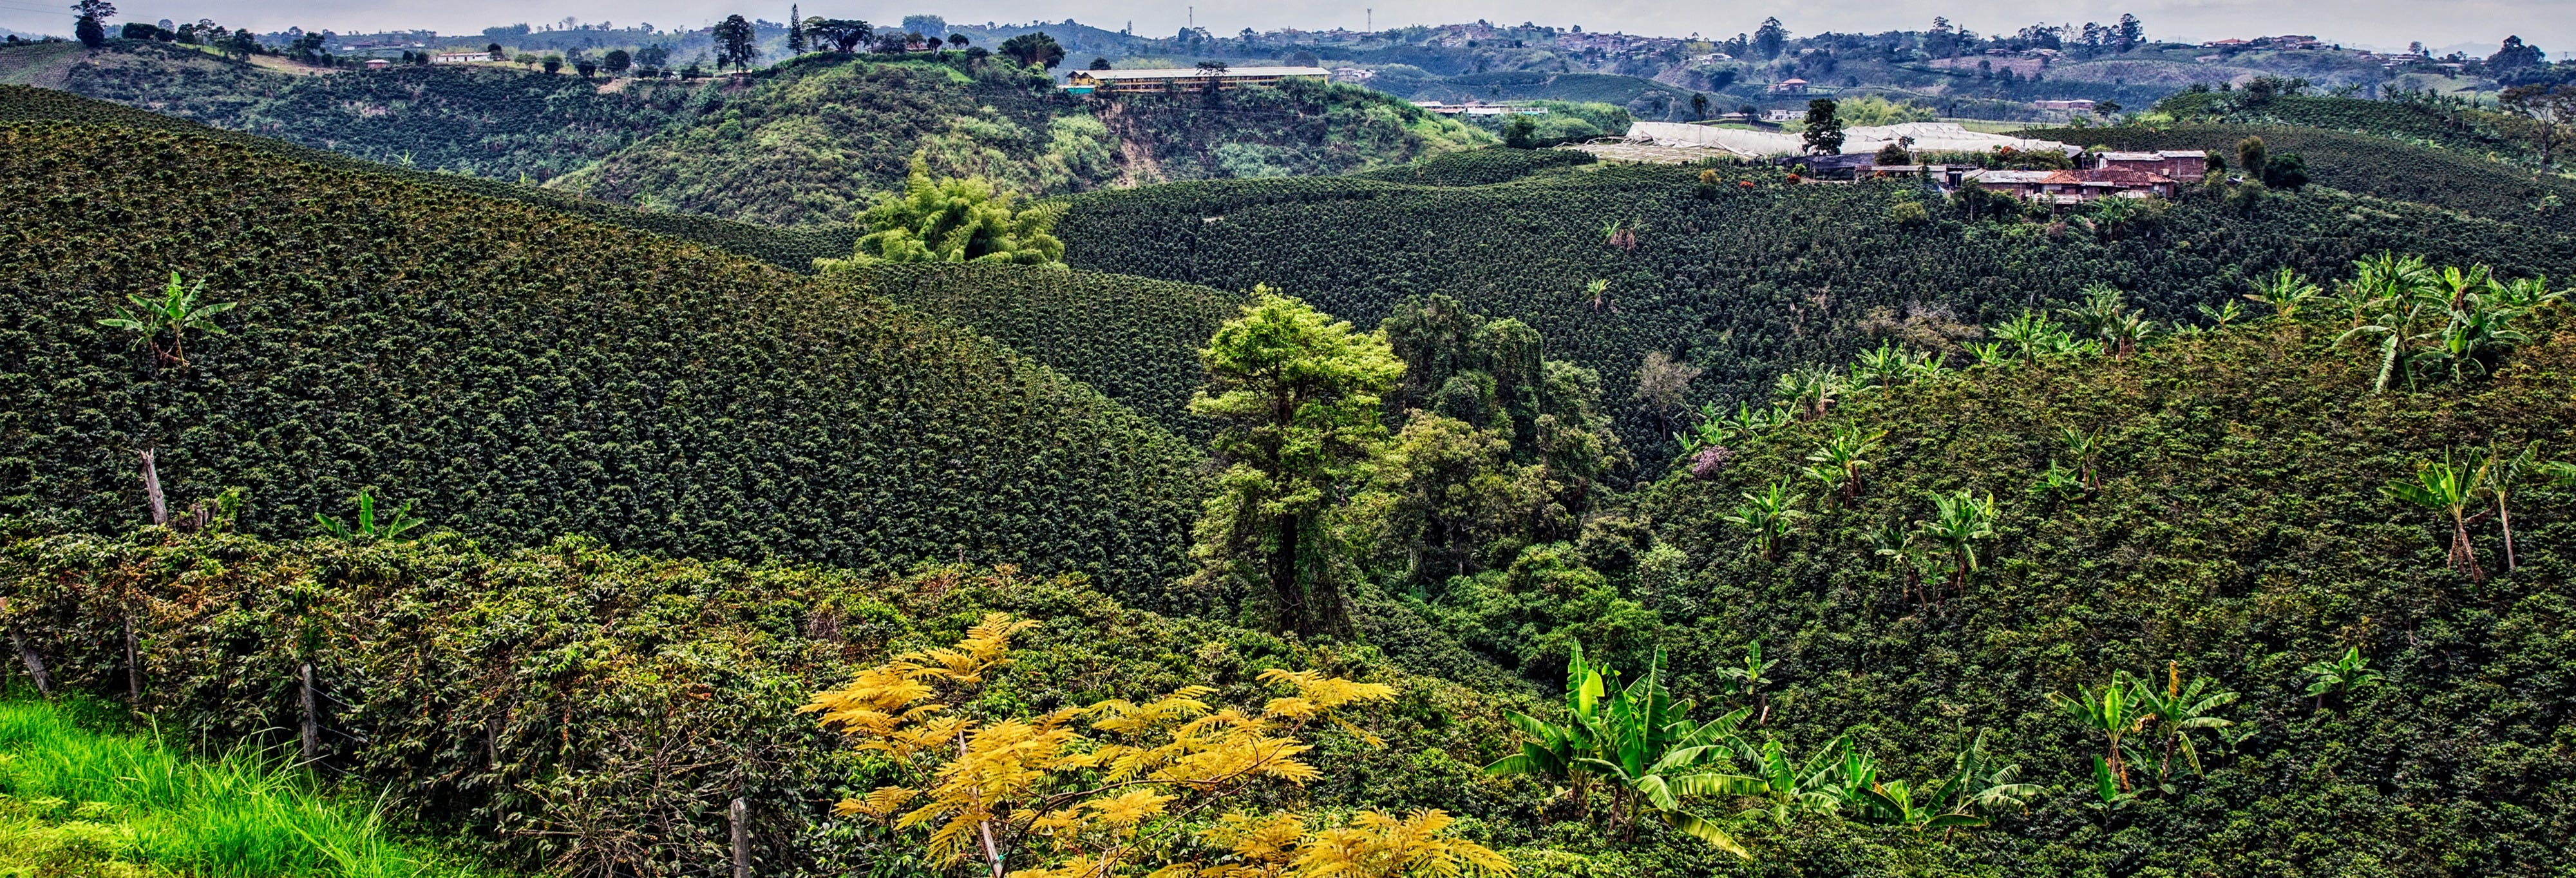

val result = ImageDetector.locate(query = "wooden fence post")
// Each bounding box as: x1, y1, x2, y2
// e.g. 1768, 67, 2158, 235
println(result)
299, 662, 321, 762
2, 598, 52, 698
138, 449, 167, 526
730, 797, 751, 878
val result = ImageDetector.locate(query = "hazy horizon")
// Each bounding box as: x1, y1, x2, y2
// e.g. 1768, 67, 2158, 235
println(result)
2, 0, 2564, 59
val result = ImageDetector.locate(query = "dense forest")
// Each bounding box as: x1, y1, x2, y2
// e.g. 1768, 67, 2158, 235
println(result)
1054, 150, 2576, 465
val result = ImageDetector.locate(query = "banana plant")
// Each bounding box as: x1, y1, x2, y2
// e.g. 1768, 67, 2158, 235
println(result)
2383, 450, 2490, 582
2242, 267, 2322, 321
2131, 663, 2239, 787
2059, 426, 2106, 493
2300, 646, 2382, 711
2195, 298, 2244, 329
1739, 734, 1852, 828
2085, 754, 2139, 821
1913, 490, 1996, 599
1944, 731, 2041, 817
1991, 310, 2068, 362
1489, 645, 1759, 857
2050, 674, 2144, 792
1804, 425, 1887, 509
1716, 640, 1777, 723
1723, 478, 1810, 562
97, 271, 236, 368
314, 490, 426, 542
2485, 441, 2541, 572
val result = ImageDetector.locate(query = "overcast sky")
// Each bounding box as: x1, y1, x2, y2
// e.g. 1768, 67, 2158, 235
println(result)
3, 0, 2563, 57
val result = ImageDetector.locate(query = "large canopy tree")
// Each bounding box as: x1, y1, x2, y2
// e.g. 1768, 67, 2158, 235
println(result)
1189, 292, 1403, 636
837, 158, 1065, 265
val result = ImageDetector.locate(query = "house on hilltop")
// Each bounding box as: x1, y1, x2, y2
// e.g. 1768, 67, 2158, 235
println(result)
1064, 66, 1329, 94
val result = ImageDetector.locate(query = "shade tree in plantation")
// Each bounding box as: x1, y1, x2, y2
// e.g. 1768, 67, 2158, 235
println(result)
1188, 292, 1405, 637
713, 14, 758, 72
833, 158, 1066, 266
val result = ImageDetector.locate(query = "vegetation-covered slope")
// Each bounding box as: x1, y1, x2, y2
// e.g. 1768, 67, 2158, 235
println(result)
2147, 91, 2530, 157
1057, 151, 2576, 465
553, 58, 1491, 227
41, 41, 700, 181
0, 120, 1202, 593
0, 535, 1533, 878
2023, 122, 2576, 231
1602, 309, 2576, 873
835, 263, 1247, 437
0, 84, 856, 270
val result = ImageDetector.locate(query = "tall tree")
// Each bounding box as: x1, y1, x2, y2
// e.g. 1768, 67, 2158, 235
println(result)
1752, 17, 1786, 59
1190, 292, 1404, 636
999, 32, 1065, 69
72, 0, 115, 48
2499, 84, 2575, 167
2113, 14, 2143, 52
712, 14, 757, 72
1801, 99, 1844, 155
786, 4, 804, 52
804, 18, 871, 52
835, 158, 1065, 265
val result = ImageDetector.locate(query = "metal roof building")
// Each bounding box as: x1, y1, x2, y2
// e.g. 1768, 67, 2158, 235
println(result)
1064, 66, 1329, 94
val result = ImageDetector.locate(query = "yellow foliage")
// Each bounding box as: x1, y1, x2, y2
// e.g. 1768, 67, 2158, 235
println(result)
808, 614, 1505, 878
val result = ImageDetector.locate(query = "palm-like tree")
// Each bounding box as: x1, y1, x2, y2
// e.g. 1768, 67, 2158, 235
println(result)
2383, 451, 2489, 581
2130, 663, 2238, 785
1723, 478, 1810, 561
98, 271, 235, 367
1770, 365, 1840, 418
2050, 674, 2145, 792
1914, 490, 1997, 599
2243, 267, 2322, 321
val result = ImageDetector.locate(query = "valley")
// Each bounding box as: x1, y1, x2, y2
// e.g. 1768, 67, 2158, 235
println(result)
2, 8, 2574, 878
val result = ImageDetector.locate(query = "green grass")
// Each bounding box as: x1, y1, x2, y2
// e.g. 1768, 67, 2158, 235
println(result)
0, 698, 489, 878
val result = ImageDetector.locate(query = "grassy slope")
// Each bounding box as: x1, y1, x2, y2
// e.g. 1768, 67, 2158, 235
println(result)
0, 84, 855, 270
2023, 122, 2576, 232
0, 698, 496, 878
1055, 151, 2576, 467
2147, 92, 2524, 155
1622, 313, 2576, 873
0, 119, 1203, 598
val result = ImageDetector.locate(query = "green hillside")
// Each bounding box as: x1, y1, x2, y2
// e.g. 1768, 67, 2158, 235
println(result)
0, 84, 855, 270
1612, 307, 2576, 873
8, 300, 2571, 876
835, 263, 1247, 437
1055, 151, 2576, 466
2148, 91, 2529, 157
0, 119, 1202, 595
38, 41, 698, 180
2022, 122, 2576, 231
552, 57, 1491, 227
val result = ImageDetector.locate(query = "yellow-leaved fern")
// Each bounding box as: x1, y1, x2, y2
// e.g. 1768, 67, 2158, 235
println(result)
802, 613, 1510, 878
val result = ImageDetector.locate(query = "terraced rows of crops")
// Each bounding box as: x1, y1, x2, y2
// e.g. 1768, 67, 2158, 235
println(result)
0, 119, 1202, 599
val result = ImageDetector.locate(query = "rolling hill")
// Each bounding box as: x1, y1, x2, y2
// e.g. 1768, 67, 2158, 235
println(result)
0, 117, 1204, 598
1053, 149, 2576, 468
2022, 122, 2576, 231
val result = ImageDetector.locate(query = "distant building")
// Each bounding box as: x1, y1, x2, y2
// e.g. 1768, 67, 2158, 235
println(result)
1065, 66, 1329, 94
2096, 150, 2208, 179
1769, 77, 1808, 94
431, 51, 486, 64
2034, 99, 2097, 111
1965, 167, 2177, 201
365, 59, 391, 70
